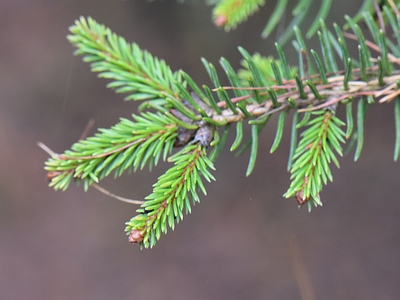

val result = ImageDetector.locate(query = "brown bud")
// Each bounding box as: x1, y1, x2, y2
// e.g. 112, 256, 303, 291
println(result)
128, 230, 144, 244
295, 190, 309, 206
46, 171, 62, 181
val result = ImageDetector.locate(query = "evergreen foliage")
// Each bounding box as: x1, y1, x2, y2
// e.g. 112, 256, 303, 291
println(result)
44, 1, 400, 248
46, 112, 179, 191
125, 144, 215, 249
212, 0, 391, 44
283, 110, 346, 210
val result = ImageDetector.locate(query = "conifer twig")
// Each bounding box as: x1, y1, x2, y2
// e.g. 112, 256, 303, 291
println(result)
38, 142, 145, 205
43, 6, 400, 248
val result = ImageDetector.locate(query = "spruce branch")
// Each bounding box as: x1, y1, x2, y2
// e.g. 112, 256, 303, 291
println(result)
125, 143, 215, 249
210, 0, 399, 44
68, 16, 182, 103
199, 9, 400, 206
44, 5, 400, 248
213, 0, 265, 29
283, 110, 346, 211
45, 112, 179, 191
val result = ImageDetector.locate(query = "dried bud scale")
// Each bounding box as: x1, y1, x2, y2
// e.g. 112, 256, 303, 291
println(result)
128, 230, 144, 244
193, 123, 215, 148
172, 92, 216, 148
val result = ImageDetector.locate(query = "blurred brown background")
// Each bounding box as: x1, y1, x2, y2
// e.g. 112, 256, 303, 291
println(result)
1, 1, 399, 299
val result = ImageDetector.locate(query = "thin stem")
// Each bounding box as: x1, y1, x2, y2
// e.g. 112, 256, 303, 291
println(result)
343, 32, 400, 65
37, 142, 58, 158
92, 183, 145, 205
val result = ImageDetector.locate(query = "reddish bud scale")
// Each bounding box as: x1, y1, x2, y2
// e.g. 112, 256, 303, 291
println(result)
46, 171, 62, 181
128, 230, 144, 243
215, 15, 227, 27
